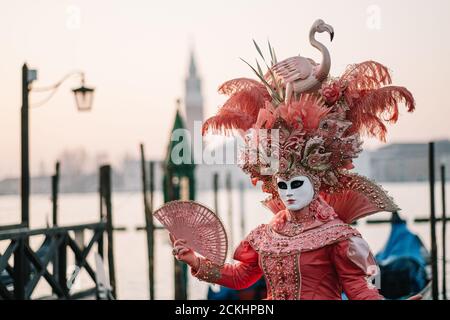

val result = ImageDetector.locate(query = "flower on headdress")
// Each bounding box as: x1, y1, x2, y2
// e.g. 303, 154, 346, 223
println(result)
320, 81, 344, 106
277, 103, 303, 129
313, 198, 338, 222
296, 95, 330, 130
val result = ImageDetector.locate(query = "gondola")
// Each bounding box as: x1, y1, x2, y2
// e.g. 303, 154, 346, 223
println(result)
375, 212, 432, 300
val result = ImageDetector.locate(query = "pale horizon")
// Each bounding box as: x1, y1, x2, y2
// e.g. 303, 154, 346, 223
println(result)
1, 0, 449, 179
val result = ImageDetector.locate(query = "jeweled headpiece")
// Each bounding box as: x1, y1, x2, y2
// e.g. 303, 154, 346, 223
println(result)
202, 19, 415, 221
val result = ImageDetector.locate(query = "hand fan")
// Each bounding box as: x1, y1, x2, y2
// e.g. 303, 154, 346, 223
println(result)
153, 200, 228, 266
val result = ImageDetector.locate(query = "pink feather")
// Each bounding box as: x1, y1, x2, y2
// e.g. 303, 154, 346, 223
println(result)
202, 78, 271, 135
340, 61, 415, 141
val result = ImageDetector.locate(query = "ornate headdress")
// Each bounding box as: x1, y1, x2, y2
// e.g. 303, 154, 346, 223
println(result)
202, 19, 415, 222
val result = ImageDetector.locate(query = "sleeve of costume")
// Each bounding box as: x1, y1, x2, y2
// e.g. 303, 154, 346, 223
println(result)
191, 240, 263, 290
331, 237, 384, 300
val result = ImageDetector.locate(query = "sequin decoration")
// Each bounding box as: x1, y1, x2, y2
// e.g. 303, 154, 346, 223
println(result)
326, 172, 399, 213
192, 257, 222, 282
261, 253, 301, 300
247, 219, 361, 255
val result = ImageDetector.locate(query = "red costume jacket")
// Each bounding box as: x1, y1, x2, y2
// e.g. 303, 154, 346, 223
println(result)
191, 218, 383, 300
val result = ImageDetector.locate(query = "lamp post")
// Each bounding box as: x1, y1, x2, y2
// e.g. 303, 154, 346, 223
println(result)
21, 62, 94, 228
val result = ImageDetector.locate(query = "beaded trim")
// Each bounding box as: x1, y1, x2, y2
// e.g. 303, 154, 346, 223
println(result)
247, 220, 361, 255
191, 257, 222, 283
261, 253, 301, 300
326, 172, 399, 212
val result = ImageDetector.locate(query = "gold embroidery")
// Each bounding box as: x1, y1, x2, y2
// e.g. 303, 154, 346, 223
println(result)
247, 219, 360, 255
192, 258, 222, 282
261, 253, 301, 300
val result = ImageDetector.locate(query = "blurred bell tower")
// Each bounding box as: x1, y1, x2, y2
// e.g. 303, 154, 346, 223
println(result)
184, 49, 204, 139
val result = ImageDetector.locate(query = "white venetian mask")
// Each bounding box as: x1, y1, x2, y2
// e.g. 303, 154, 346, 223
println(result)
276, 175, 315, 211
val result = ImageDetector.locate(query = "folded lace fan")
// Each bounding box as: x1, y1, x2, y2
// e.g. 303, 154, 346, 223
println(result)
153, 200, 228, 266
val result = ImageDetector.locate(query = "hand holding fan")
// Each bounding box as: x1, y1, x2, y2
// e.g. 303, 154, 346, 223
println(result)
153, 200, 228, 266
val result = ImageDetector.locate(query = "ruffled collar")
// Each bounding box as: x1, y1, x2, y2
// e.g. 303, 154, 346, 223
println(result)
246, 219, 361, 255
269, 197, 339, 236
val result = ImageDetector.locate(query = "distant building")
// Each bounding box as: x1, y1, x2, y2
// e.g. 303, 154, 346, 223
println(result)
370, 140, 450, 182
184, 50, 204, 140
182, 48, 250, 191
0, 177, 19, 195
352, 150, 372, 179
120, 156, 164, 192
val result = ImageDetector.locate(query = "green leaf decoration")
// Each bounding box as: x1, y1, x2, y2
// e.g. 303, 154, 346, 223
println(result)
253, 39, 265, 61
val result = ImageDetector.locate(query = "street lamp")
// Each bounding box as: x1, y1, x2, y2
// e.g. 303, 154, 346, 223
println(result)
21, 63, 95, 227
72, 81, 95, 112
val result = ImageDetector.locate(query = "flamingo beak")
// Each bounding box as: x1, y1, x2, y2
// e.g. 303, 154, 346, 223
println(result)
322, 23, 335, 42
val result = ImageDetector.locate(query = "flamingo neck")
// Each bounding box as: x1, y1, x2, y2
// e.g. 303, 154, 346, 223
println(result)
309, 29, 331, 81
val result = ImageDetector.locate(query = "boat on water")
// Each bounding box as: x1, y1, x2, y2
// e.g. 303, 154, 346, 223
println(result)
375, 212, 431, 300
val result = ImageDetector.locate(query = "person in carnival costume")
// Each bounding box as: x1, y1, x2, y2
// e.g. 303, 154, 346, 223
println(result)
170, 19, 419, 300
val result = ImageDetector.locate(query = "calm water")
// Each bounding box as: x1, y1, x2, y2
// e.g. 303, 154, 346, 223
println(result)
0, 182, 449, 299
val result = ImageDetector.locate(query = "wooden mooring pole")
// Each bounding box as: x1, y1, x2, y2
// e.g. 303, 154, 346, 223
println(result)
148, 161, 155, 300
213, 173, 219, 216
98, 166, 104, 260
21, 63, 30, 229
441, 164, 447, 300
165, 166, 188, 300
140, 144, 155, 300
239, 181, 246, 239
18, 64, 31, 298
100, 165, 117, 299
52, 161, 60, 227
429, 142, 439, 300
226, 172, 233, 249
51, 161, 61, 296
